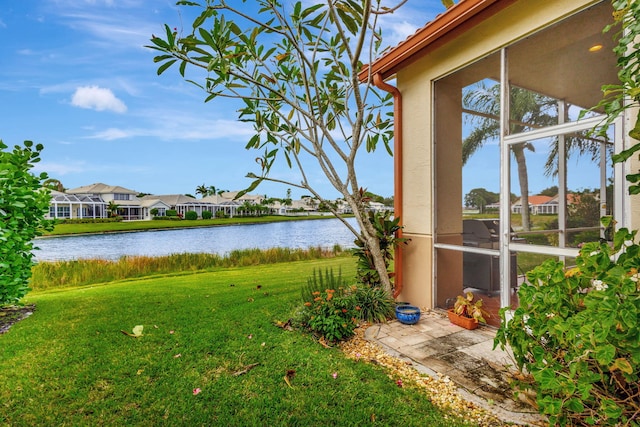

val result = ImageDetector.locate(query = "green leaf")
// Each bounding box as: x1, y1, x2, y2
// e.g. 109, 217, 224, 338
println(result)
595, 344, 616, 365
153, 54, 175, 63
565, 398, 584, 413
157, 59, 177, 75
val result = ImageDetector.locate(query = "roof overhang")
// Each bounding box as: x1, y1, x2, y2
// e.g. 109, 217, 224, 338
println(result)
358, 0, 516, 82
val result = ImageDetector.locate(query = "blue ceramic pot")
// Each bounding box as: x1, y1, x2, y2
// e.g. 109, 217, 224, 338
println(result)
395, 304, 421, 325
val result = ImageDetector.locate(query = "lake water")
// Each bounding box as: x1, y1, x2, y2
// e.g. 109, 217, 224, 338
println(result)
34, 217, 359, 261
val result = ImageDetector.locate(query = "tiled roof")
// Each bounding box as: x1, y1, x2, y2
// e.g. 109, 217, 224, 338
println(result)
67, 182, 138, 195
359, 0, 515, 80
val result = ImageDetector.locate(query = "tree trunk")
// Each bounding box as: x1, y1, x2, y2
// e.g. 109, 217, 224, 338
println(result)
358, 215, 393, 294
513, 145, 531, 232
340, 198, 393, 296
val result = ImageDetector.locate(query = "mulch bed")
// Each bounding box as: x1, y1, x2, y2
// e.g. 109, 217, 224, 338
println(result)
0, 304, 35, 334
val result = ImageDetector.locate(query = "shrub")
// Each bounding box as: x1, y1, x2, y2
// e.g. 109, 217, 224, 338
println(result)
201, 210, 213, 219
494, 221, 640, 426
59, 217, 122, 224
298, 268, 393, 340
351, 286, 394, 323
166, 209, 178, 217
184, 210, 198, 220
0, 140, 53, 305
302, 288, 358, 342
215, 210, 227, 218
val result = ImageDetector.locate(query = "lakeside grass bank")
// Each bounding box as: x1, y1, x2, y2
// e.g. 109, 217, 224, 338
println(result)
45, 214, 343, 236
2, 256, 475, 426
30, 246, 349, 291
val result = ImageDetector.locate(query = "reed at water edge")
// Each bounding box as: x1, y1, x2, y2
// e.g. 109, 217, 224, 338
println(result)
31, 245, 348, 291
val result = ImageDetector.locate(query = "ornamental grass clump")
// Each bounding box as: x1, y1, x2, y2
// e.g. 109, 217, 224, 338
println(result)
495, 221, 640, 427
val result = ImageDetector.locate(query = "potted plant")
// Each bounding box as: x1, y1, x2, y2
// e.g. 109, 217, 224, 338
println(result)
447, 292, 490, 330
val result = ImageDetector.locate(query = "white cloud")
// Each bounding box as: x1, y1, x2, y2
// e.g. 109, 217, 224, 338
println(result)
90, 128, 130, 140
85, 117, 254, 142
33, 161, 87, 175
71, 85, 127, 113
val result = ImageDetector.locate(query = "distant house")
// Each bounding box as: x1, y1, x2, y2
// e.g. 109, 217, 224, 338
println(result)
511, 195, 554, 215
141, 194, 204, 218
48, 182, 358, 220
511, 193, 596, 215
67, 183, 142, 220
46, 190, 107, 220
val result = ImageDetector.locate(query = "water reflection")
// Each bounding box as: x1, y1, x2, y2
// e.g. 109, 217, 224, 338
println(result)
34, 218, 359, 261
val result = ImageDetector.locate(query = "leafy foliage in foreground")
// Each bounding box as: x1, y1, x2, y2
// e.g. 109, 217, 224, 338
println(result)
495, 222, 640, 426
0, 140, 52, 305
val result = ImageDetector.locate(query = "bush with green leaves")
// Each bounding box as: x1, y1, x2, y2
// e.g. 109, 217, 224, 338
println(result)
0, 140, 53, 305
59, 217, 122, 224
298, 267, 394, 341
201, 210, 213, 220
302, 288, 358, 342
495, 221, 640, 426
184, 210, 198, 220
166, 209, 178, 217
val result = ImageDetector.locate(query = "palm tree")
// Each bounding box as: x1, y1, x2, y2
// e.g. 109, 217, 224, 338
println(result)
195, 184, 208, 198
463, 83, 561, 231
107, 201, 120, 218
43, 178, 64, 192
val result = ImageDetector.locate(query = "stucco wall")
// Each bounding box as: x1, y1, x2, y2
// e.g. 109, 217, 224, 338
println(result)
396, 234, 433, 310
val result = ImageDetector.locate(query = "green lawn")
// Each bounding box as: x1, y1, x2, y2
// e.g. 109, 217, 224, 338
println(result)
46, 215, 338, 236
1, 258, 472, 426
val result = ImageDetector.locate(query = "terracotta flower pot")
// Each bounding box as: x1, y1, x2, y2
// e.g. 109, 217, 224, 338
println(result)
447, 309, 478, 330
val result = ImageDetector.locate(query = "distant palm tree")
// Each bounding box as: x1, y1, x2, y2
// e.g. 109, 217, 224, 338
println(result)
43, 178, 64, 192
107, 201, 120, 218
195, 184, 208, 198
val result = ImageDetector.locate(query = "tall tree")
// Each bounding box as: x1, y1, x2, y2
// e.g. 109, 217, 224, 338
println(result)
464, 188, 498, 213
148, 0, 404, 293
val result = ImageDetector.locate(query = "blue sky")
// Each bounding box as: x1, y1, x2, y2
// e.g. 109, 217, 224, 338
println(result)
0, 1, 445, 200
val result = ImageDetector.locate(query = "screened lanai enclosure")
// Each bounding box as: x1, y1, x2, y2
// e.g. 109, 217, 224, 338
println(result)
431, 1, 625, 325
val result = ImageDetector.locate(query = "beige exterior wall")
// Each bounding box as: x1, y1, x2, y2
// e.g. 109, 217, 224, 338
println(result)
627, 105, 640, 230
395, 0, 605, 309
396, 234, 433, 310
